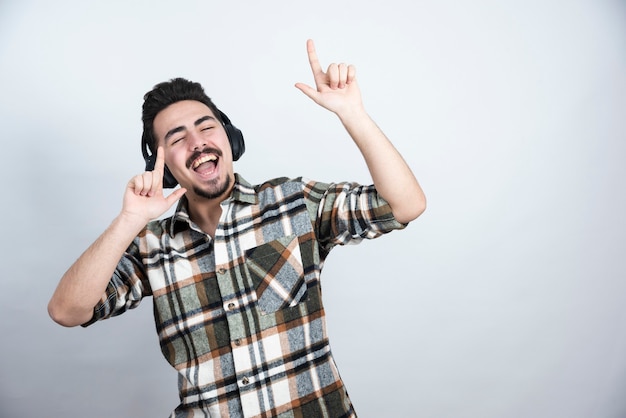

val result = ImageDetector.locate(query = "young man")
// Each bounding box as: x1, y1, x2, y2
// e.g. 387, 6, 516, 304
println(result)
48, 39, 425, 417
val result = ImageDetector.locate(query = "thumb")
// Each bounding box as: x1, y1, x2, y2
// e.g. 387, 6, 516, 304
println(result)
165, 187, 187, 207
295, 83, 319, 102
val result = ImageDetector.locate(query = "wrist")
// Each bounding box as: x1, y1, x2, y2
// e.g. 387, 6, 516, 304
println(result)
115, 211, 150, 234
336, 104, 368, 125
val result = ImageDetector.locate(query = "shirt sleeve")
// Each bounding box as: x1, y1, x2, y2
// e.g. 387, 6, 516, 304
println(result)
302, 178, 408, 252
81, 236, 151, 327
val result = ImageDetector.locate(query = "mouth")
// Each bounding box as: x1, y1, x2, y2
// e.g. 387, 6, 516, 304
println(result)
187, 148, 222, 177
192, 154, 217, 170
189, 154, 219, 178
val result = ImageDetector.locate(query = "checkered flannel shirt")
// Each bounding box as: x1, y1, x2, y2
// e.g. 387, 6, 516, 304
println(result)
85, 174, 406, 417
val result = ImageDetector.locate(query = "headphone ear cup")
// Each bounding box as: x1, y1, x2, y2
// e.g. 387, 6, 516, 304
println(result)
144, 153, 178, 189
218, 110, 245, 161
225, 124, 245, 161
145, 153, 156, 171
162, 166, 178, 189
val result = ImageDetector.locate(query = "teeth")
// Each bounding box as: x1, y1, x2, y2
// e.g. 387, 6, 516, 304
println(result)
192, 154, 217, 169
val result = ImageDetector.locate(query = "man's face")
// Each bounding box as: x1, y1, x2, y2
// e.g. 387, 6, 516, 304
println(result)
153, 100, 234, 201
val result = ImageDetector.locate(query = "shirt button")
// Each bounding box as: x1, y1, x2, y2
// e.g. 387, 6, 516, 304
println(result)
227, 302, 235, 310
217, 268, 226, 275
234, 339, 241, 346
242, 376, 249, 385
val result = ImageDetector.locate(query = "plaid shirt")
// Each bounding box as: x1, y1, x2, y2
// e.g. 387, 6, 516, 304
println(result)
86, 174, 406, 417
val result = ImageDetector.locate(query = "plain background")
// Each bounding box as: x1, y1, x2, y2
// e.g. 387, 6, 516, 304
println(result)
1, 1, 625, 417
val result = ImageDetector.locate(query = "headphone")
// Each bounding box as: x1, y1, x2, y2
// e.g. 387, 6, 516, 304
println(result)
142, 109, 245, 188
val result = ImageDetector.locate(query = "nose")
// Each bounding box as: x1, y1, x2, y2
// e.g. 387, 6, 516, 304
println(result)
188, 130, 206, 151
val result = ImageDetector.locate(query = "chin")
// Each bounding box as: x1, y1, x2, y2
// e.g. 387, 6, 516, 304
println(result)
192, 174, 233, 200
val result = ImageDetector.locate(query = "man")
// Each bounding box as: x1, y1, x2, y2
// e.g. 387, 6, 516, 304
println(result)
48, 39, 426, 417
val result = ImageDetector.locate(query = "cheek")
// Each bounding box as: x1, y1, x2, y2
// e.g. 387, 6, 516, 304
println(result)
221, 139, 234, 161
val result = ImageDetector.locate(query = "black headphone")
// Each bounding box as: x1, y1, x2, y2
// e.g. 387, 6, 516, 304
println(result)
142, 109, 245, 188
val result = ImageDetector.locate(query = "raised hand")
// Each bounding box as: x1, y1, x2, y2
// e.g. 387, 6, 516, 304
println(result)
295, 39, 365, 117
122, 146, 187, 224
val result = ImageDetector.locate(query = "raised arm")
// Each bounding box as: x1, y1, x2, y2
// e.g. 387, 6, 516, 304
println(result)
48, 147, 186, 327
295, 39, 426, 223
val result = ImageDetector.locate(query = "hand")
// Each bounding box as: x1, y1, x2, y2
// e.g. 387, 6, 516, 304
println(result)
295, 39, 365, 117
121, 147, 187, 225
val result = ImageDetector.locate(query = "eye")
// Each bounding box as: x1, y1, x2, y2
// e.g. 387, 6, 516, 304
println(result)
201, 126, 214, 132
171, 137, 184, 145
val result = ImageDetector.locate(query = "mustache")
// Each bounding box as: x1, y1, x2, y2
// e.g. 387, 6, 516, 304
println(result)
186, 147, 223, 169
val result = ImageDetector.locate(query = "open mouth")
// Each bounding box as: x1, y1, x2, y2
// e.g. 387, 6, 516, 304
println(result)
191, 154, 218, 175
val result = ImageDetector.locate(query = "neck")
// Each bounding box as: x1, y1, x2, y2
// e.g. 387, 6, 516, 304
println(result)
184, 175, 236, 237
186, 191, 229, 238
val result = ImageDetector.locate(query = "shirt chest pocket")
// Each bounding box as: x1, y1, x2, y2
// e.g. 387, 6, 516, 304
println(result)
245, 235, 308, 315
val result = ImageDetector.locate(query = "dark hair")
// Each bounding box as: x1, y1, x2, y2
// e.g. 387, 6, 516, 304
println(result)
142, 77, 223, 153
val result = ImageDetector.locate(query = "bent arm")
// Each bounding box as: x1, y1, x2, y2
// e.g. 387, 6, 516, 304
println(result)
48, 147, 186, 327
295, 39, 425, 223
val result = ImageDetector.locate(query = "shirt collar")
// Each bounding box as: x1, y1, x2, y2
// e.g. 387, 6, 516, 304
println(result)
168, 173, 257, 236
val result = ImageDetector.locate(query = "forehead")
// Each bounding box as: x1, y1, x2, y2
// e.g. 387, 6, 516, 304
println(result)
153, 100, 216, 138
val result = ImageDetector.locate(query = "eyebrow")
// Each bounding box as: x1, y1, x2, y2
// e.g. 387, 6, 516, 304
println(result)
163, 115, 217, 142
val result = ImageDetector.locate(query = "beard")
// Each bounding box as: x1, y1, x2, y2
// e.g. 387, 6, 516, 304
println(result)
193, 174, 233, 200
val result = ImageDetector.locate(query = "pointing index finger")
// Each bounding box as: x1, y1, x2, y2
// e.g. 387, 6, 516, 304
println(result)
151, 146, 165, 190
154, 146, 165, 174
306, 39, 323, 76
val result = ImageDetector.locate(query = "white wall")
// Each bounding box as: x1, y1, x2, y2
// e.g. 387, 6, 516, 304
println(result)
1, 0, 625, 417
